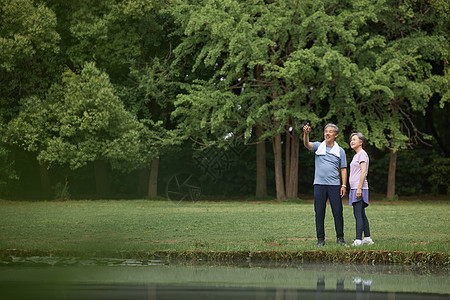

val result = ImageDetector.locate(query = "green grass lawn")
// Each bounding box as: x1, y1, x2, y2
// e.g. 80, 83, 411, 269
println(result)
1, 199, 448, 257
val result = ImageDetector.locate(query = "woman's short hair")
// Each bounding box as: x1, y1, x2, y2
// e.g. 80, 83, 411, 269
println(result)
324, 123, 339, 135
349, 132, 367, 146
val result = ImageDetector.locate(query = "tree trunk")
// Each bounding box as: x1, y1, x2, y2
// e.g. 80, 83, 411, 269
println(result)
148, 158, 159, 197
287, 129, 300, 199
386, 150, 397, 198
255, 125, 267, 198
272, 132, 286, 201
94, 160, 109, 196
39, 160, 51, 199
285, 125, 291, 193
137, 168, 149, 196
253, 66, 268, 198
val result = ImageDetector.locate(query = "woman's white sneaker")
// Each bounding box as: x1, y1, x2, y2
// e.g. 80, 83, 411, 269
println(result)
362, 237, 374, 245
352, 239, 362, 246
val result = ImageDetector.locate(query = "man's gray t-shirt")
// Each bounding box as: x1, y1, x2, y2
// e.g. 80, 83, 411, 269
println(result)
312, 142, 347, 186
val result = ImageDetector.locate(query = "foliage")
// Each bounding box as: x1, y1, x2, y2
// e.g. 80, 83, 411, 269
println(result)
338, 0, 449, 151
0, 0, 449, 198
0, 145, 18, 195
52, 0, 183, 166
51, 177, 70, 201
0, 0, 59, 70
369, 149, 432, 195
170, 0, 375, 143
8, 62, 164, 171
426, 156, 450, 194
0, 0, 60, 121
54, 0, 157, 76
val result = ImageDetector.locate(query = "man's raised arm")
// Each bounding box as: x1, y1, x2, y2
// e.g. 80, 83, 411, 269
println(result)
303, 123, 313, 151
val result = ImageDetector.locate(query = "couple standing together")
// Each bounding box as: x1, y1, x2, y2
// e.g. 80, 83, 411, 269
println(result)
303, 123, 374, 247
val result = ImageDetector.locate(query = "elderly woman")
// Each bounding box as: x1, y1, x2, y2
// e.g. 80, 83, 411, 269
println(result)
349, 133, 374, 246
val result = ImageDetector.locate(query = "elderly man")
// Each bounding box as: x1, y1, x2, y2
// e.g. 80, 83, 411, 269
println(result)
303, 123, 348, 247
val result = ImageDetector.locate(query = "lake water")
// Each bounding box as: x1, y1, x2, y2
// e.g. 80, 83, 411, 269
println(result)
1, 257, 449, 299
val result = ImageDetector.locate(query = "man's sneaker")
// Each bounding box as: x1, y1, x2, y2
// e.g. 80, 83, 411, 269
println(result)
316, 239, 325, 247
337, 238, 348, 247
352, 239, 362, 246
362, 237, 374, 245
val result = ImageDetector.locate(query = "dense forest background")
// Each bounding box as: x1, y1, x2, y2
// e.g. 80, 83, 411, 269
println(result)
0, 0, 448, 201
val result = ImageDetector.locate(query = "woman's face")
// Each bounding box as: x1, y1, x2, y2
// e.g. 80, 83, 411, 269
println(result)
350, 135, 363, 150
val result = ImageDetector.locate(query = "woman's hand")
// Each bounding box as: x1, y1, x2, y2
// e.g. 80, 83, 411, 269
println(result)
356, 188, 362, 199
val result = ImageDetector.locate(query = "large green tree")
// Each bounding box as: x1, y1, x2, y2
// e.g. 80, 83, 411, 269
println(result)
0, 0, 60, 101
338, 0, 449, 198
41, 0, 180, 197
119, 4, 184, 197
0, 0, 61, 196
9, 62, 164, 196
171, 0, 386, 200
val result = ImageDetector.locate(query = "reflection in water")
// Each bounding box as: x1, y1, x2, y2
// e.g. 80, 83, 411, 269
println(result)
354, 277, 372, 300
1, 260, 449, 299
315, 275, 371, 300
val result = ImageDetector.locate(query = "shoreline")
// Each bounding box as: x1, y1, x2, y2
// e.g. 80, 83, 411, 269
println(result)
1, 249, 449, 266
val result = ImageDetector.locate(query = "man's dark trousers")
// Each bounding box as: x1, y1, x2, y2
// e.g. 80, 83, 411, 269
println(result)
314, 184, 344, 240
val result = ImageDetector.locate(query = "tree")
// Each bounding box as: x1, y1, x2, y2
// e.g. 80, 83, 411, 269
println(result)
118, 3, 184, 197
0, 0, 61, 197
9, 62, 164, 196
125, 56, 185, 197
50, 0, 182, 197
0, 0, 60, 99
171, 0, 384, 200
339, 0, 449, 198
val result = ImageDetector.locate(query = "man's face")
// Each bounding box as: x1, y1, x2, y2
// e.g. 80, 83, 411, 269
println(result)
324, 126, 338, 144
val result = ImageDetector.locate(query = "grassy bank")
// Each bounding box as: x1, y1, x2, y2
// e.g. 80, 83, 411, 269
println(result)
0, 199, 448, 265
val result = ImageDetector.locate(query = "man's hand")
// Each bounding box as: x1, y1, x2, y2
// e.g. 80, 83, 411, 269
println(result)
340, 168, 347, 198
303, 123, 313, 150
340, 186, 347, 198
303, 123, 311, 134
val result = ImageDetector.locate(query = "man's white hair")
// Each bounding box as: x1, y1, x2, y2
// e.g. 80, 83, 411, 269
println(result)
324, 123, 339, 135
